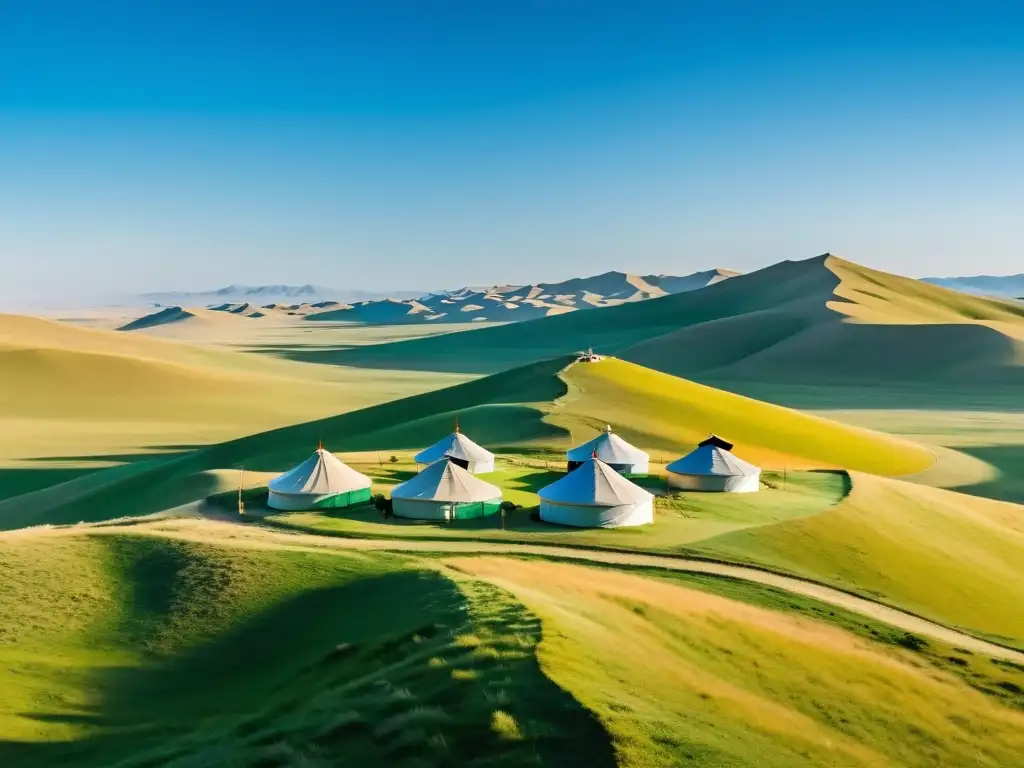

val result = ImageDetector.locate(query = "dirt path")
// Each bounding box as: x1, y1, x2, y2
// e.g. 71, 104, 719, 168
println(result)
112, 518, 1024, 663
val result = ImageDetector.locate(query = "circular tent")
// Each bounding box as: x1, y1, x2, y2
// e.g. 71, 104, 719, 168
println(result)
391, 458, 502, 521
414, 430, 495, 474
538, 456, 654, 528
666, 435, 761, 493
267, 447, 373, 511
566, 425, 649, 475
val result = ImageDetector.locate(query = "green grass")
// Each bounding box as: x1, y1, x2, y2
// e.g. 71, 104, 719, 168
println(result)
453, 557, 1024, 767
458, 555, 1024, 713
0, 314, 468, 486
0, 351, 938, 531
3, 526, 1024, 767
554, 358, 934, 475
0, 357, 567, 528
290, 255, 1024, 388
262, 465, 849, 554
286, 256, 844, 375
0, 532, 613, 767
694, 472, 1024, 649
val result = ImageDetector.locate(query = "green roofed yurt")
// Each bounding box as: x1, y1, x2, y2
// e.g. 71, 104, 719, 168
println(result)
538, 456, 654, 528
666, 435, 761, 493
267, 447, 373, 511
414, 428, 495, 474
566, 425, 649, 475
391, 458, 502, 521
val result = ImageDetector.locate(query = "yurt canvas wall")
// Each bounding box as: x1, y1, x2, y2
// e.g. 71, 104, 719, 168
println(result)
267, 448, 373, 511
666, 439, 761, 493
538, 457, 654, 528
391, 459, 502, 521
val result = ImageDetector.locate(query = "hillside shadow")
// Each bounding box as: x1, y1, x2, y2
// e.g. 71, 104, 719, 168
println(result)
502, 469, 564, 493
701, 377, 1024, 413
251, 343, 506, 373
956, 445, 1024, 503
0, 569, 615, 768
0, 465, 105, 502
0, 446, 208, 505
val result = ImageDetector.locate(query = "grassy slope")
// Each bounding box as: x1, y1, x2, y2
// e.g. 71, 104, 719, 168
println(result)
302, 255, 1024, 385
267, 464, 849, 553
0, 357, 570, 528
827, 257, 1024, 327
3, 526, 1023, 767
553, 359, 933, 474
0, 531, 612, 767
0, 355, 932, 529
293, 257, 840, 374
695, 471, 1024, 648
627, 255, 1024, 385
455, 557, 1024, 768
0, 313, 465, 469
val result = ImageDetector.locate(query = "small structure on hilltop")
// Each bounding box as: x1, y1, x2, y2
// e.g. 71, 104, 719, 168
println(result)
267, 445, 373, 511
666, 434, 761, 493
391, 458, 503, 521
567, 425, 649, 475
538, 455, 654, 527
414, 422, 495, 474
576, 347, 603, 362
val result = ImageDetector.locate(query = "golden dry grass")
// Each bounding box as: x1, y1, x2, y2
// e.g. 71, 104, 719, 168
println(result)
697, 471, 1024, 647
553, 358, 934, 475
452, 556, 1024, 767
0, 313, 467, 464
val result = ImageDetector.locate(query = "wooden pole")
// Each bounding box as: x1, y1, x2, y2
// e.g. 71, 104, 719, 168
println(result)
237, 467, 245, 516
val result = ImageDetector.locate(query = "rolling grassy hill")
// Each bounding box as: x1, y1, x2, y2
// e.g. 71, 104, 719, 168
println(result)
455, 556, 1024, 767
304, 268, 739, 325
0, 313, 467, 496
304, 255, 1024, 386
0, 531, 614, 767
551, 359, 932, 475
4, 350, 1019, 656
0, 356, 934, 530
2, 525, 1022, 767
695, 471, 1024, 649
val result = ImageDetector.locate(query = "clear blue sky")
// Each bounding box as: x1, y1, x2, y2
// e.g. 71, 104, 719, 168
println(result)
2, 1, 1022, 301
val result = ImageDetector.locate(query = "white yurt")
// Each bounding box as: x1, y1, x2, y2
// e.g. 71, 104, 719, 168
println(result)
566, 425, 649, 475
267, 446, 373, 511
538, 456, 654, 528
414, 428, 495, 474
666, 435, 761, 493
391, 458, 503, 521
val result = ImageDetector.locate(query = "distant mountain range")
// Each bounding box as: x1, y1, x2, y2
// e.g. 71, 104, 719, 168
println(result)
921, 274, 1024, 298
300, 268, 739, 324
140, 284, 424, 305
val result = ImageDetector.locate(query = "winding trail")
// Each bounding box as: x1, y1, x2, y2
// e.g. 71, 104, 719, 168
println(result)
116, 518, 1024, 663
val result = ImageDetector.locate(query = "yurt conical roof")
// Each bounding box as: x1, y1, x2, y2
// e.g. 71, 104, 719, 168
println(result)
414, 431, 494, 465
566, 426, 649, 464
539, 457, 653, 507
392, 459, 501, 502
666, 444, 759, 478
268, 448, 372, 495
